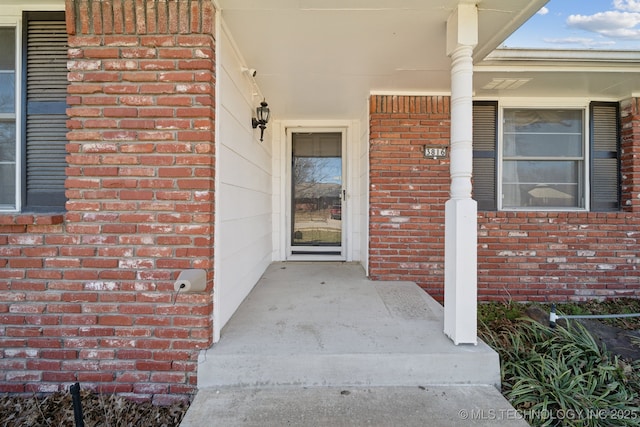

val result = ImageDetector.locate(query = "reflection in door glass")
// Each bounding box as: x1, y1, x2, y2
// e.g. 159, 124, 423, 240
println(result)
292, 133, 342, 248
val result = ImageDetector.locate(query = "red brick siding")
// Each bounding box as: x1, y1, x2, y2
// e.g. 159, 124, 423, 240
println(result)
0, 0, 215, 403
369, 95, 640, 303
478, 212, 640, 302
621, 97, 640, 211
368, 95, 450, 300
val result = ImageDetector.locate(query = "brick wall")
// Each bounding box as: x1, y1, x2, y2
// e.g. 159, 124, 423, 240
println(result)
369, 95, 640, 303
478, 212, 640, 302
368, 95, 450, 300
622, 97, 640, 210
0, 0, 216, 403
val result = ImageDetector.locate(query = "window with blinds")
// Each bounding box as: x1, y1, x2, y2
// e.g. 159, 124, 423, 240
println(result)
472, 101, 620, 212
22, 11, 68, 212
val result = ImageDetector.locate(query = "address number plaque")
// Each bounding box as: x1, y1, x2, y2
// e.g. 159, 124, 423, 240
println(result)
423, 145, 448, 159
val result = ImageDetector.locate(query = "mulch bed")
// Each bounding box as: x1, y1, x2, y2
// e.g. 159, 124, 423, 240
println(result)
0, 390, 188, 427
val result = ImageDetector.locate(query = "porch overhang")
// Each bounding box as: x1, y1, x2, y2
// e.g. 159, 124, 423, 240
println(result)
216, 0, 548, 120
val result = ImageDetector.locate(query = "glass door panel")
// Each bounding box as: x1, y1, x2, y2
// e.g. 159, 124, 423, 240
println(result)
291, 132, 342, 254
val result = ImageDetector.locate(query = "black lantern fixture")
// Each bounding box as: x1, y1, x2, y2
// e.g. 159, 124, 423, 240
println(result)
251, 99, 270, 142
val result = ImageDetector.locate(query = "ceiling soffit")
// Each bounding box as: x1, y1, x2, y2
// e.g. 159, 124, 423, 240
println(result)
217, 0, 548, 119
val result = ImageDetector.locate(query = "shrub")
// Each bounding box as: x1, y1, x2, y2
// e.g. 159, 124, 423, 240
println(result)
480, 309, 640, 427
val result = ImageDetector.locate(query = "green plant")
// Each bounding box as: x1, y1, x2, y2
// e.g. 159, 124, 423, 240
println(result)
478, 301, 527, 326
480, 315, 640, 427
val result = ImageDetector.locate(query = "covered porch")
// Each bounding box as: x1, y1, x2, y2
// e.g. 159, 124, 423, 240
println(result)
213, 0, 549, 345
180, 262, 526, 425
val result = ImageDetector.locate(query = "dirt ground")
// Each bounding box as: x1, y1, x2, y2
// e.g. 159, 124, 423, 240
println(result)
525, 300, 640, 361
0, 390, 188, 427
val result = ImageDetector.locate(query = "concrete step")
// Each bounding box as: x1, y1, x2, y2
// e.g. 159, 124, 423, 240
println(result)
184, 264, 516, 426
197, 350, 499, 388
180, 386, 529, 427
197, 263, 500, 389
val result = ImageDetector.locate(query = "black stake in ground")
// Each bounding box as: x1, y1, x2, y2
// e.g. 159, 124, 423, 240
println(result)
70, 382, 85, 427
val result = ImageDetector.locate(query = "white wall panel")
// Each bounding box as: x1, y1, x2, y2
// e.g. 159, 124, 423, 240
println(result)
219, 143, 271, 197
358, 101, 370, 273
214, 24, 273, 339
270, 127, 284, 260
218, 184, 271, 221
218, 233, 272, 331
0, 1, 64, 21
219, 214, 272, 255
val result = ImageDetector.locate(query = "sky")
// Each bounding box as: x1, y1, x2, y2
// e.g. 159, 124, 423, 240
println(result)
503, 0, 640, 50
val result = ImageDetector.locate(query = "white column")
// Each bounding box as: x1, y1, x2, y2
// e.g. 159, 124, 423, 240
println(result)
443, 3, 477, 345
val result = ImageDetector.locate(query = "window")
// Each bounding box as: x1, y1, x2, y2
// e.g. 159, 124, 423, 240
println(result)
502, 109, 584, 209
0, 27, 16, 208
0, 11, 67, 212
472, 101, 620, 212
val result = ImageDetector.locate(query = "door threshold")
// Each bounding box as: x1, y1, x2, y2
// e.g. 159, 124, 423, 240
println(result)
287, 254, 346, 262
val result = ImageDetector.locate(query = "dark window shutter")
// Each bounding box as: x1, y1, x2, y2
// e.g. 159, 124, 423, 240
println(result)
22, 11, 68, 212
472, 101, 497, 211
590, 102, 620, 212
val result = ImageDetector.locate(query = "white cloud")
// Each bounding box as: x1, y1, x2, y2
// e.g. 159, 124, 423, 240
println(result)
537, 6, 549, 15
614, 0, 640, 12
567, 11, 640, 40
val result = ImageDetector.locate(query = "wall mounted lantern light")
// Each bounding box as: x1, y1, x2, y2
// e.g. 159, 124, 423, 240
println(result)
251, 99, 270, 142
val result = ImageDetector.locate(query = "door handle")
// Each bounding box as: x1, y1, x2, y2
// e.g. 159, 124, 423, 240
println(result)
342, 189, 346, 201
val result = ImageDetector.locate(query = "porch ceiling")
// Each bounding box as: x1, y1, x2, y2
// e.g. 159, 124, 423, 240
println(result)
217, 0, 547, 120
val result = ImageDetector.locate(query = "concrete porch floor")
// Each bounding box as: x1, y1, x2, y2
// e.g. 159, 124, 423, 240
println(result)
180, 262, 527, 426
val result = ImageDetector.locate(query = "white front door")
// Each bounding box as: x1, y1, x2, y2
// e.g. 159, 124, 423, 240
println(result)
287, 130, 346, 259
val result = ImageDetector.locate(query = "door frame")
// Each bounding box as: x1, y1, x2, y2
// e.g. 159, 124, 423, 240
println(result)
287, 127, 346, 260
275, 120, 357, 262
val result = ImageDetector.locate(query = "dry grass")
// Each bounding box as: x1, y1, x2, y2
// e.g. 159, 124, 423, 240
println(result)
0, 390, 188, 427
